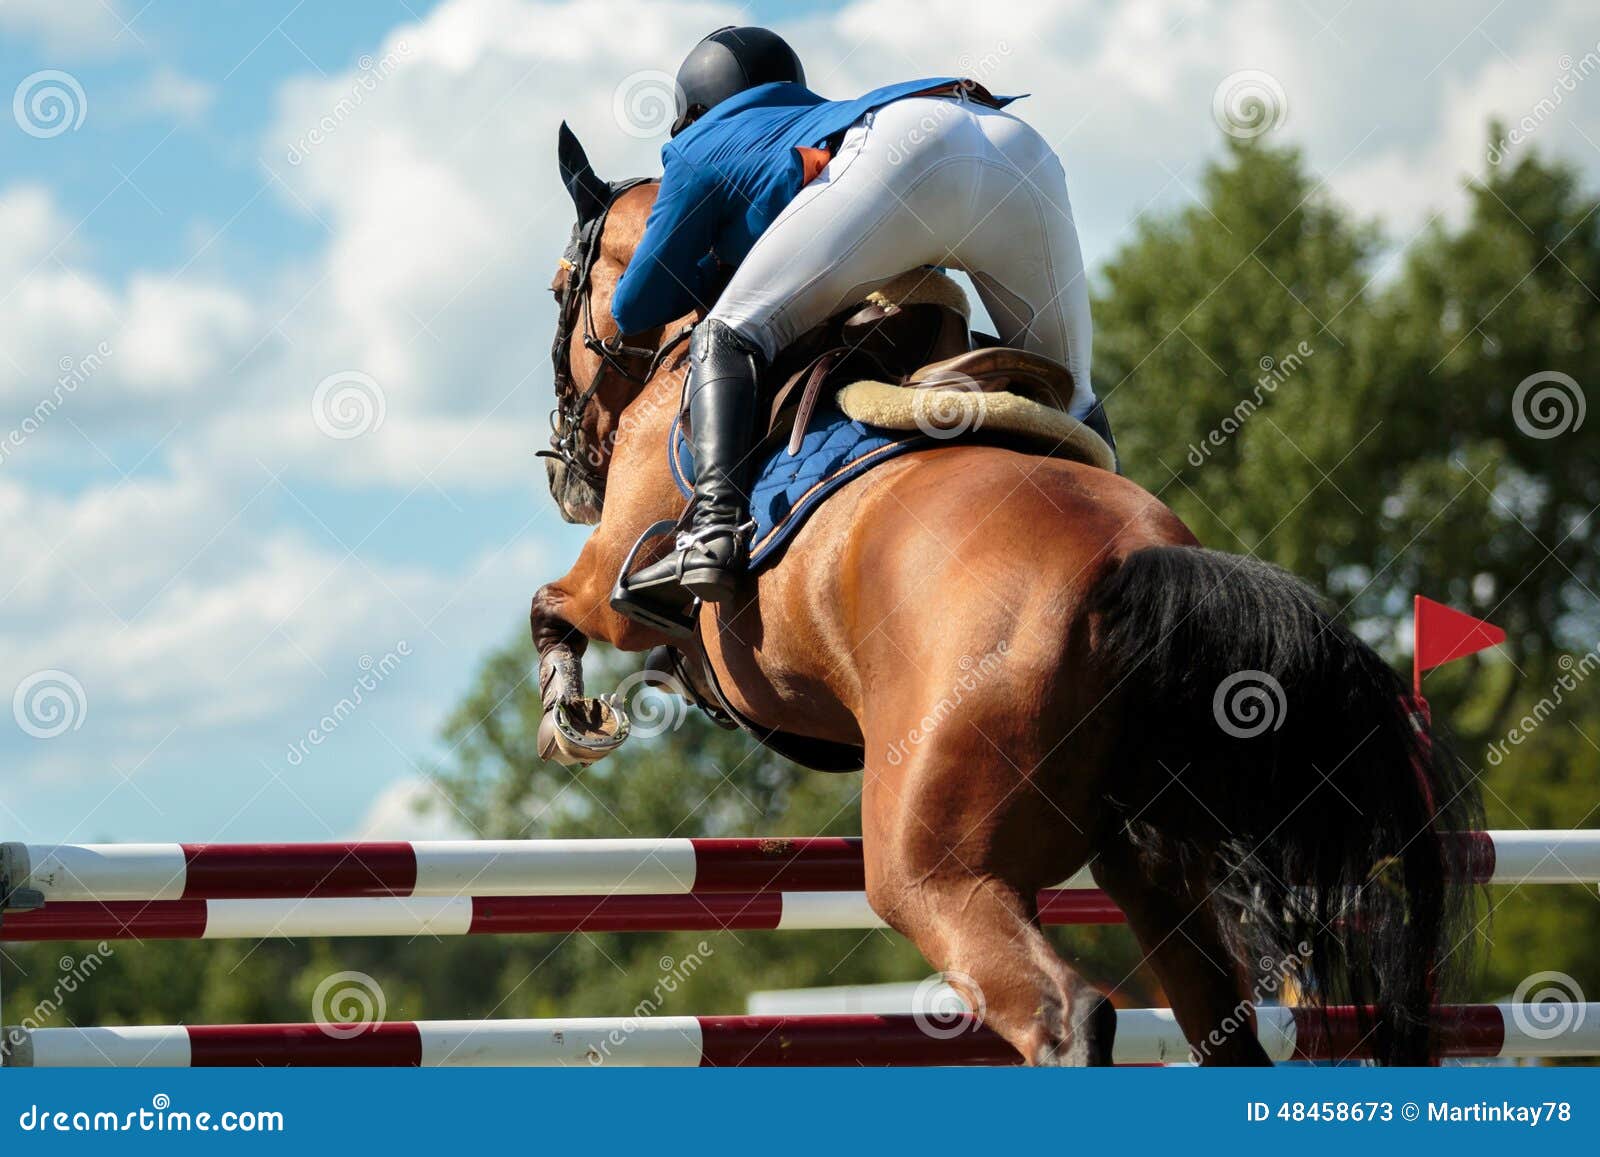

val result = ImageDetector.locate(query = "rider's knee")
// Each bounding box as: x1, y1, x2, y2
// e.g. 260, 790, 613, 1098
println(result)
691, 317, 766, 365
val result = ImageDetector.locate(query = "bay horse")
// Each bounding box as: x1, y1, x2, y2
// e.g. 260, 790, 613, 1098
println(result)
529, 127, 1479, 1066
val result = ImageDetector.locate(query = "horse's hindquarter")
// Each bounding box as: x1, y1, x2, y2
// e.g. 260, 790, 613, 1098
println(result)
705, 444, 1194, 760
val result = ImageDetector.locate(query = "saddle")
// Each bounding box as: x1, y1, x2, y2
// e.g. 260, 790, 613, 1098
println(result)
751, 269, 1093, 460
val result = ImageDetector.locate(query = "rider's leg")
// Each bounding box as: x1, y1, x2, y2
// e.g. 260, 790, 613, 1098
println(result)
620, 106, 963, 613
618, 319, 762, 603
1079, 399, 1118, 465
957, 165, 1094, 415
945, 105, 1113, 453
719, 98, 1097, 422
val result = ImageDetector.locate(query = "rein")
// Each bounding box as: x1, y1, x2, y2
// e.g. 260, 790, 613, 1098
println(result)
540, 178, 692, 503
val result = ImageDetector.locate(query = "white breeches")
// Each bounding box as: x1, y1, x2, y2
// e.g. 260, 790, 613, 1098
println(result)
709, 96, 1096, 417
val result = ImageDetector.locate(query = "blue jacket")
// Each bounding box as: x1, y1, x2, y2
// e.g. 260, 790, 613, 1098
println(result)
611, 78, 1013, 335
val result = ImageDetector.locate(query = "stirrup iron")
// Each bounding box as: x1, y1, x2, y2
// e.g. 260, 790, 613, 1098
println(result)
609, 518, 700, 638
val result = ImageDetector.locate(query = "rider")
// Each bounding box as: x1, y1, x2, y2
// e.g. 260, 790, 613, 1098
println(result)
614, 25, 1110, 608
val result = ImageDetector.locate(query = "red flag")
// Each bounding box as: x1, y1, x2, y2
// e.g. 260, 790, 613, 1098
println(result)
1413, 595, 1505, 693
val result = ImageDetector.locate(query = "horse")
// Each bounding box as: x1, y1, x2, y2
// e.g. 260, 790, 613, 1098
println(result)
528, 126, 1480, 1066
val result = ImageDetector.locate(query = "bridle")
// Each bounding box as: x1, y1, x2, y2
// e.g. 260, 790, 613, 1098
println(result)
540, 177, 692, 503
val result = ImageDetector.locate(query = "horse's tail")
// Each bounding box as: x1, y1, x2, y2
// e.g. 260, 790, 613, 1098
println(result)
1088, 545, 1481, 1065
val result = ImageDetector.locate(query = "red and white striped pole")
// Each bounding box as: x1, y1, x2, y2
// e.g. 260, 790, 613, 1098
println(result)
7, 1005, 1596, 1068
6, 830, 1595, 907
0, 887, 1126, 941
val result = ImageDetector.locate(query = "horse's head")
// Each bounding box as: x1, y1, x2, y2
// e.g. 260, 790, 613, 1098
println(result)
543, 123, 675, 525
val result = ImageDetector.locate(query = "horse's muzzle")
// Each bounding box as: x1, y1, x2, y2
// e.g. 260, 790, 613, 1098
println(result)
545, 456, 603, 525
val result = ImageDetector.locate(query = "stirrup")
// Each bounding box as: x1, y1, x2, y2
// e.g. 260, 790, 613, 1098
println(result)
609, 519, 699, 639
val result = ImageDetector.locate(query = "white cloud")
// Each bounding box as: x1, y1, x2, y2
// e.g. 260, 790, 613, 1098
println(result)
0, 0, 133, 57
130, 68, 215, 124
0, 185, 258, 420
0, 186, 64, 267
1328, 14, 1600, 235
189, 0, 743, 491
0, 470, 426, 724
0, 457, 568, 824
811, 0, 1600, 253
352, 777, 476, 839
6, 0, 1599, 475
117, 277, 256, 392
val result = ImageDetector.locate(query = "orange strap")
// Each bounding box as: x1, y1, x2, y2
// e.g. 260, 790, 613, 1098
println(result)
796, 146, 832, 185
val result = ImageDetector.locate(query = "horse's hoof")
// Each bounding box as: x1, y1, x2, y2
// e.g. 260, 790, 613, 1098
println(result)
536, 696, 631, 767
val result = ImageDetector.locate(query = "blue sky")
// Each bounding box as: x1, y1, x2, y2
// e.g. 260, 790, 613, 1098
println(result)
2, 0, 1597, 847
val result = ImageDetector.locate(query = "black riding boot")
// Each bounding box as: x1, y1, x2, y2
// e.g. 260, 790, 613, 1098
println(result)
623, 320, 761, 605
1081, 398, 1120, 474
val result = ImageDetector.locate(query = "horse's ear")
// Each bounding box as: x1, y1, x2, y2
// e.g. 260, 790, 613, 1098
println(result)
558, 121, 610, 225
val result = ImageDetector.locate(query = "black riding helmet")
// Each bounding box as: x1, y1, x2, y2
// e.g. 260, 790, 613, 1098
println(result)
671, 25, 805, 136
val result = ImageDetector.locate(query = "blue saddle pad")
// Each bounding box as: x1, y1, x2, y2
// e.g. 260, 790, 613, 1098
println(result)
671, 404, 932, 570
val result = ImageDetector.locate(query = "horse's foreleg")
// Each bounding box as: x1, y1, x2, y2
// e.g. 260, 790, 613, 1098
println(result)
529, 536, 677, 767
529, 582, 610, 767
